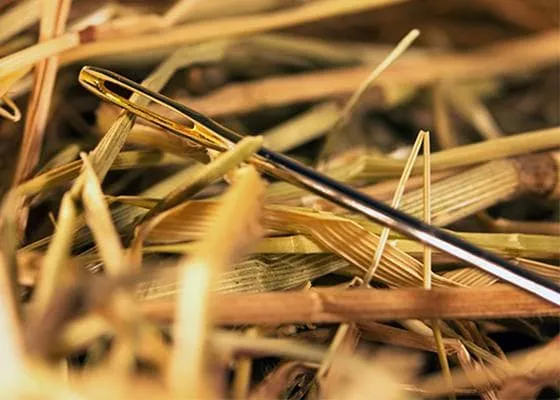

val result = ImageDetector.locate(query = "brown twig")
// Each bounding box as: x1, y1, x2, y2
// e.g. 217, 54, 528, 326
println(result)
141, 285, 560, 324
11, 0, 72, 234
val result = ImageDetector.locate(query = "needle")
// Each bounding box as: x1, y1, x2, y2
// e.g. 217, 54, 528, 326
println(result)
78, 65, 560, 306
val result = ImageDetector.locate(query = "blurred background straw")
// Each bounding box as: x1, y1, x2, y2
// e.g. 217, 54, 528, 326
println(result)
0, 0, 559, 399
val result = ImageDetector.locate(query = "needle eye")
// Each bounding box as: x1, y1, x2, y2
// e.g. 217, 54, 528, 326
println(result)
79, 66, 231, 152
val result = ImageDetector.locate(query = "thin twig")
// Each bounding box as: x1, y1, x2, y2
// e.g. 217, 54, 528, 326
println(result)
323, 29, 419, 155
140, 285, 560, 324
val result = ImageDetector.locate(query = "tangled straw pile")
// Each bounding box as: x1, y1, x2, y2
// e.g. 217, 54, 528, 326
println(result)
0, 0, 559, 399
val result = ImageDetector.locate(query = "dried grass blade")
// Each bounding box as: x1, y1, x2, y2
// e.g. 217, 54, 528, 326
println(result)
81, 151, 169, 371
482, 215, 560, 236
216, 331, 412, 400
221, 254, 345, 293
264, 206, 460, 288
128, 137, 262, 265
348, 126, 560, 179
421, 131, 455, 399
89, 0, 204, 38
336, 29, 419, 127
0, 32, 78, 82
433, 80, 458, 149
393, 158, 520, 226
359, 321, 459, 354
145, 200, 460, 288
177, 0, 298, 23
143, 135, 263, 220
16, 150, 188, 196
143, 200, 560, 287
422, 131, 432, 289
106, 195, 159, 210
515, 258, 560, 283
21, 163, 209, 252
135, 254, 348, 301
80, 153, 124, 275
0, 194, 25, 380
496, 339, 559, 399
161, 0, 202, 26
232, 327, 258, 400
35, 144, 80, 175
320, 29, 419, 158
241, 33, 376, 66
140, 197, 560, 262
169, 166, 265, 397
0, 35, 35, 58
266, 127, 560, 204
172, 31, 560, 117
447, 84, 503, 140
324, 351, 418, 400
0, 65, 32, 98
61, 0, 411, 63
441, 268, 498, 288
212, 330, 325, 364
0, 0, 39, 44
68, 3, 119, 33
31, 190, 78, 313
364, 130, 425, 283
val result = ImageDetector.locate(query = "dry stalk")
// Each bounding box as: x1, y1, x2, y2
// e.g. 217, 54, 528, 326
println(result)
140, 285, 560, 324
433, 80, 458, 149
16, 150, 189, 196
60, 0, 411, 64
364, 131, 426, 283
11, 0, 72, 234
359, 321, 461, 354
273, 140, 560, 209
0, 32, 78, 80
169, 166, 265, 397
166, 30, 560, 117
0, 242, 25, 386
0, 0, 39, 44
142, 136, 262, 221
420, 131, 455, 399
144, 200, 461, 288
447, 83, 503, 140
232, 327, 258, 400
